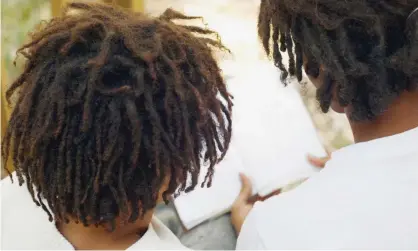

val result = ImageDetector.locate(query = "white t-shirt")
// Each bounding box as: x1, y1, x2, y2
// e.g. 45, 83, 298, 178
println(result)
1, 174, 188, 250
237, 126, 418, 249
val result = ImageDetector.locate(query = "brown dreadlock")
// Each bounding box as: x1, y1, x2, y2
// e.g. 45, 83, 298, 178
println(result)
258, 0, 418, 121
2, 1, 233, 229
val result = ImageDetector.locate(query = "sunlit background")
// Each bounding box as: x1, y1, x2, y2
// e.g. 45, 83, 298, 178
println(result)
1, 0, 353, 178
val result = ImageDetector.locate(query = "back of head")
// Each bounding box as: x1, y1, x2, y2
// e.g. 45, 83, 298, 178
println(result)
2, 1, 232, 229
258, 0, 418, 120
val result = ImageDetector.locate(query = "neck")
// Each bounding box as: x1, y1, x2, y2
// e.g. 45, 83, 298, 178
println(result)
57, 211, 153, 250
348, 91, 418, 143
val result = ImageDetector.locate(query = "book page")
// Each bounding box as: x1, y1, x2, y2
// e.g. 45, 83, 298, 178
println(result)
173, 62, 326, 228
172, 144, 247, 230
231, 78, 327, 197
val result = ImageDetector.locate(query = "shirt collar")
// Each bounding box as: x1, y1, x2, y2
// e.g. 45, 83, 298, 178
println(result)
127, 217, 189, 250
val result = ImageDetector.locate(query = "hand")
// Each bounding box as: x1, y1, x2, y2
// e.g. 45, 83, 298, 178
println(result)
231, 153, 331, 234
307, 153, 331, 168
231, 173, 253, 235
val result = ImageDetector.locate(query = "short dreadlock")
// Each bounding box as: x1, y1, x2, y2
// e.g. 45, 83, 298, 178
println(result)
2, 1, 233, 229
258, 0, 418, 121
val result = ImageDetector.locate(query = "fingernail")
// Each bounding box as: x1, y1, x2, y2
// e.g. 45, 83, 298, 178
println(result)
307, 155, 320, 165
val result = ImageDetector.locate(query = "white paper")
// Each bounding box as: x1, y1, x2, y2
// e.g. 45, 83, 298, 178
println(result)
172, 145, 246, 230
173, 62, 327, 229
232, 86, 326, 196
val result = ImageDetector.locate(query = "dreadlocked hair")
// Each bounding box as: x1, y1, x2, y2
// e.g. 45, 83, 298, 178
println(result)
2, 1, 233, 229
258, 0, 418, 121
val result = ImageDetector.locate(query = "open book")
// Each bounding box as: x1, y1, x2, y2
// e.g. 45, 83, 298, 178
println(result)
173, 63, 327, 230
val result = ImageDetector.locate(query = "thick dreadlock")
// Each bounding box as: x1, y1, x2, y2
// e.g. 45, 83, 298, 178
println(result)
2, 1, 233, 229
259, 0, 418, 121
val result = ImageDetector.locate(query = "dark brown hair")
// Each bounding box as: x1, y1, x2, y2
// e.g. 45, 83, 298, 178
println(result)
2, 1, 232, 229
259, 0, 418, 120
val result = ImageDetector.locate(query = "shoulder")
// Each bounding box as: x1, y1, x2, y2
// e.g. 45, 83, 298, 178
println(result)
1, 174, 36, 213
237, 189, 315, 249
237, 154, 418, 249
236, 168, 355, 249
1, 174, 69, 249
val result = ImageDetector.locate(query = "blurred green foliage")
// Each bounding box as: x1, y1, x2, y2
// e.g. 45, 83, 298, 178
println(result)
2, 0, 50, 82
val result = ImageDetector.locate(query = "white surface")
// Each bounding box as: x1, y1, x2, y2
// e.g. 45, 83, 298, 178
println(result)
174, 62, 326, 229
1, 174, 188, 250
229, 68, 326, 196
173, 145, 245, 230
237, 126, 418, 249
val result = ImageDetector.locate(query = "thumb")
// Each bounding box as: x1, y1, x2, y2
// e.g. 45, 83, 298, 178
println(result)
237, 173, 252, 201
307, 154, 331, 168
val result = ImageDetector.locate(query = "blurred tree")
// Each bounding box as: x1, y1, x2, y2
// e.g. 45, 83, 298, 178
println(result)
1, 59, 12, 178
51, 0, 65, 17
2, 0, 49, 178
102, 0, 144, 11
2, 0, 50, 81
132, 0, 144, 12
103, 0, 131, 8
2, 0, 144, 81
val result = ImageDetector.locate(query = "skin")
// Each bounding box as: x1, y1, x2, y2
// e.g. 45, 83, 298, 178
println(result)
231, 59, 418, 234
57, 178, 170, 250
57, 212, 153, 250
231, 156, 329, 234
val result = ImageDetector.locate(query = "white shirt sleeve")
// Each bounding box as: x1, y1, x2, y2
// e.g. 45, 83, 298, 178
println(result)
236, 209, 267, 250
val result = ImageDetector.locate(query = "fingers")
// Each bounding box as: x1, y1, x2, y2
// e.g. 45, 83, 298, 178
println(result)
237, 173, 252, 202
307, 154, 331, 168
248, 189, 281, 204
231, 173, 255, 234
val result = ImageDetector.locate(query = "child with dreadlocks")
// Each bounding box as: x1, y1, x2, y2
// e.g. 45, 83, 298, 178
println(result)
1, 1, 233, 250
231, 0, 418, 249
